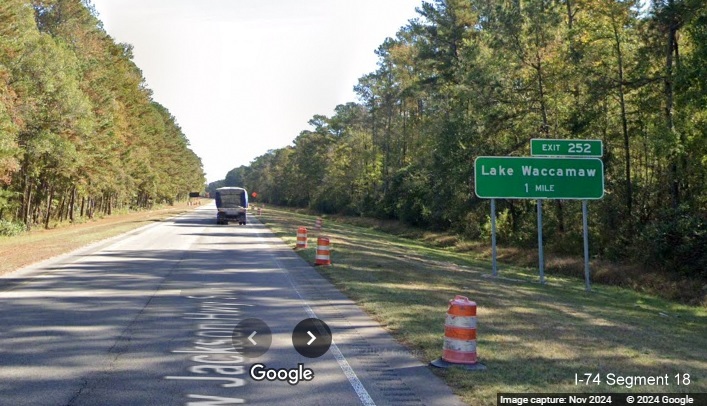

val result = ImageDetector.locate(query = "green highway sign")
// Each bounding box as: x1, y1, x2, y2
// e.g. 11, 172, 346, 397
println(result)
474, 156, 604, 199
530, 139, 603, 157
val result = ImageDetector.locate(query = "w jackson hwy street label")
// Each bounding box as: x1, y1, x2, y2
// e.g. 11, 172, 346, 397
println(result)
474, 156, 604, 199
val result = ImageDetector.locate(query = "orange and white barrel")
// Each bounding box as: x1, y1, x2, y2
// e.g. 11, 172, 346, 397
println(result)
314, 237, 331, 266
315, 217, 322, 231
295, 227, 308, 249
442, 295, 477, 364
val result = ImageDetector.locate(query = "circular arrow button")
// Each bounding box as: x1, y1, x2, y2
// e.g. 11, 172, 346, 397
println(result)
233, 318, 271, 359
292, 318, 332, 358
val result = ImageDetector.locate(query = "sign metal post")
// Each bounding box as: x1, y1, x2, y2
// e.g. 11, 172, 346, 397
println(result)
491, 199, 497, 277
582, 200, 591, 291
537, 200, 544, 284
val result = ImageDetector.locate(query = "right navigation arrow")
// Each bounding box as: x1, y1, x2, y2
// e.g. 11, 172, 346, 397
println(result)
307, 331, 316, 346
292, 318, 332, 358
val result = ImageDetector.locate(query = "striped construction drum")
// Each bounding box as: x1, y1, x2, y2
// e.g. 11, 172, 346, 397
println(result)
314, 237, 331, 266
295, 227, 308, 249
442, 295, 478, 364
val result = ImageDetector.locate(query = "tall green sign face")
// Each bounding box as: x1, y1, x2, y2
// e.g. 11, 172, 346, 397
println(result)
474, 156, 604, 199
530, 139, 603, 157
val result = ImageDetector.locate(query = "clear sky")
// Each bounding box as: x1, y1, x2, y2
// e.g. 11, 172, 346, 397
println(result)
90, 0, 423, 183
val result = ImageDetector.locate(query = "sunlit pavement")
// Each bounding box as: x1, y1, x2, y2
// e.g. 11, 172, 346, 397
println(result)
0, 203, 464, 405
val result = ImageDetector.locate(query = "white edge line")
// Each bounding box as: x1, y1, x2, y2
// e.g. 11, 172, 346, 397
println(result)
256, 231, 376, 406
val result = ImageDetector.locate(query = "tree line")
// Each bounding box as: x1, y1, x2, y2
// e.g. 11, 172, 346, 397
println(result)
0, 0, 205, 232
211, 0, 706, 277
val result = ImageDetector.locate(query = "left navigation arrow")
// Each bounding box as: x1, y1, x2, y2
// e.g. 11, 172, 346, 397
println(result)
233, 318, 271, 359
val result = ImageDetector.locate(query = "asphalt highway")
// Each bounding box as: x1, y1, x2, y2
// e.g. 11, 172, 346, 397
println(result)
0, 204, 465, 405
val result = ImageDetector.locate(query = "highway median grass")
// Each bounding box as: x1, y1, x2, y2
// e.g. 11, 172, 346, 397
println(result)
255, 206, 706, 406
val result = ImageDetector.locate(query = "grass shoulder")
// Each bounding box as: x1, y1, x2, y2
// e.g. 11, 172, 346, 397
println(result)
254, 205, 706, 406
264, 206, 705, 305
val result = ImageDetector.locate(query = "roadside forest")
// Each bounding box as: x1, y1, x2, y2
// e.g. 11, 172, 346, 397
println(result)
213, 0, 706, 279
0, 0, 205, 233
